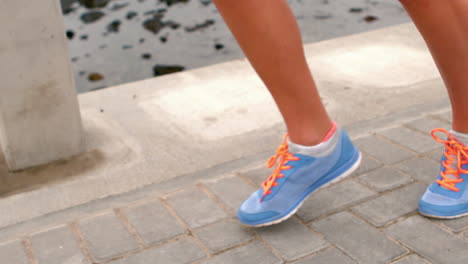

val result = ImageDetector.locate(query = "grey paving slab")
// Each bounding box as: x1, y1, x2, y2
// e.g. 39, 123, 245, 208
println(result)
435, 216, 468, 233
242, 166, 270, 186
199, 241, 282, 264
354, 135, 414, 164
165, 189, 228, 229
379, 126, 437, 153
123, 200, 185, 245
31, 225, 88, 264
351, 154, 383, 177
385, 215, 468, 264
292, 247, 356, 264
405, 116, 450, 135
110, 237, 205, 264
312, 211, 407, 264
257, 218, 328, 261
395, 157, 439, 184
391, 254, 430, 264
205, 176, 256, 210
193, 218, 253, 254
424, 148, 444, 162
432, 110, 452, 123
297, 180, 376, 222
79, 212, 139, 262
352, 183, 426, 227
358, 167, 412, 192
0, 240, 29, 264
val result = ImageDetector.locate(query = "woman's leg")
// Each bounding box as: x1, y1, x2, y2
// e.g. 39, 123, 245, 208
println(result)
212, 0, 332, 145
400, 0, 468, 132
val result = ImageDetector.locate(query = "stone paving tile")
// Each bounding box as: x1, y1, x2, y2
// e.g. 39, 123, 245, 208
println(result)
123, 199, 185, 245
358, 167, 412, 192
391, 254, 430, 264
292, 247, 356, 264
199, 241, 282, 264
405, 116, 450, 135
435, 216, 468, 233
432, 110, 452, 123
351, 154, 383, 177
354, 135, 414, 164
297, 180, 376, 222
165, 189, 228, 229
385, 215, 468, 264
0, 240, 29, 264
352, 183, 426, 227
257, 218, 328, 261
31, 225, 88, 264
379, 127, 437, 153
424, 148, 444, 162
205, 176, 256, 210
192, 218, 253, 254
312, 212, 407, 264
110, 237, 205, 264
395, 157, 439, 184
79, 212, 139, 262
241, 166, 270, 186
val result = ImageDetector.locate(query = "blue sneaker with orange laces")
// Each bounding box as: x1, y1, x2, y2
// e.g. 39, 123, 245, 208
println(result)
237, 127, 361, 227
418, 128, 468, 219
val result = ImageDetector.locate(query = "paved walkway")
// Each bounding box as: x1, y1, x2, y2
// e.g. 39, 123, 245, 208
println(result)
1, 106, 467, 263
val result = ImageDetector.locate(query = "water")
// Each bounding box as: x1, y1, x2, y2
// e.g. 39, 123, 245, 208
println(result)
61, 0, 410, 93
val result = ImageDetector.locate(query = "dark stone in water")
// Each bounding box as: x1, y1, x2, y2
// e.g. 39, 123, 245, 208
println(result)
79, 0, 110, 8
160, 0, 189, 7
185, 19, 215, 32
88, 73, 104, 81
364, 15, 378, 22
66, 30, 75, 40
153, 65, 185, 76
200, 0, 211, 6
349, 7, 363, 13
81, 10, 105, 24
80, 34, 89, 40
160, 36, 168, 43
139, 38, 146, 43
107, 20, 122, 33
166, 21, 181, 30
61, 0, 78, 14
214, 43, 224, 50
144, 9, 167, 16
141, 53, 152, 59
143, 15, 165, 34
126, 11, 138, 20
110, 3, 129, 11
122, 45, 133, 49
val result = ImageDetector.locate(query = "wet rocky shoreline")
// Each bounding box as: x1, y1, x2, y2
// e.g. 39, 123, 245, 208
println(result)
61, 0, 410, 93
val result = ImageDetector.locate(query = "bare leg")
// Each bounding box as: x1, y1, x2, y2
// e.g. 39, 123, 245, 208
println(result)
400, 0, 468, 132
212, 0, 332, 145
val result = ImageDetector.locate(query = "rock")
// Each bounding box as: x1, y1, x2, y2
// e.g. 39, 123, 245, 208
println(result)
214, 43, 224, 50
200, 0, 211, 6
80, 34, 88, 40
185, 19, 215, 32
122, 45, 133, 49
66, 30, 75, 40
349, 7, 363, 13
143, 15, 165, 34
364, 15, 379, 23
78, 0, 110, 8
153, 65, 185, 76
88, 73, 104, 81
110, 3, 129, 11
107, 20, 122, 33
80, 10, 105, 24
141, 53, 152, 59
126, 11, 138, 20
159, 0, 189, 7
160, 36, 168, 43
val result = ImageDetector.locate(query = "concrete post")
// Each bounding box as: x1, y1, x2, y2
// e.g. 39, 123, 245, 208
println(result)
0, 0, 83, 171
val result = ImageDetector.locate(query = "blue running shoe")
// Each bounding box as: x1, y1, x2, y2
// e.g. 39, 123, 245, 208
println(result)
419, 128, 468, 219
237, 127, 361, 227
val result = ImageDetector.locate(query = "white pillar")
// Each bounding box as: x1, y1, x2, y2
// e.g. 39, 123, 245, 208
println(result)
0, 0, 83, 171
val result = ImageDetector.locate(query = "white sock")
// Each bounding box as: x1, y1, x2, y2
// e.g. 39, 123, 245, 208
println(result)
287, 127, 340, 157
450, 130, 468, 146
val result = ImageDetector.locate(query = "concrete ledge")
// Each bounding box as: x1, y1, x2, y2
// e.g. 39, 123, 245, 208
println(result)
0, 23, 448, 228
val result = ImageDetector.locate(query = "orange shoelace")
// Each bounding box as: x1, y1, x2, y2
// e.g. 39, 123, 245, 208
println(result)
260, 134, 300, 202
431, 128, 468, 192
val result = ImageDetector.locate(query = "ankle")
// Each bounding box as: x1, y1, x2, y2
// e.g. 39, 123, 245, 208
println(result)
287, 121, 335, 146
